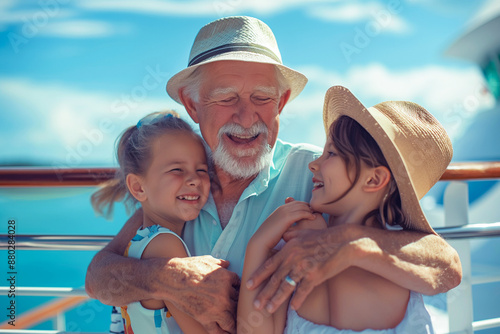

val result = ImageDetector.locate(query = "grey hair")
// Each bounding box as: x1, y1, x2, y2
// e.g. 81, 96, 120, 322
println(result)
182, 66, 205, 103
181, 63, 290, 103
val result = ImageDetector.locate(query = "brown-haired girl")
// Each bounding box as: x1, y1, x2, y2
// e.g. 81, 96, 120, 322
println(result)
238, 86, 452, 333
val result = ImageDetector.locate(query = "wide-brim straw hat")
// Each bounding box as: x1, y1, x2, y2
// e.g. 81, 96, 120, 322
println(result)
323, 86, 453, 234
166, 16, 307, 104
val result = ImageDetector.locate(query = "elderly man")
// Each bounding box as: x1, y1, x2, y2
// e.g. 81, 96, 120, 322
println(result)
86, 16, 461, 334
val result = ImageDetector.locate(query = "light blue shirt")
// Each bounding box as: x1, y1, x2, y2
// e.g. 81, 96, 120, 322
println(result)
183, 139, 322, 276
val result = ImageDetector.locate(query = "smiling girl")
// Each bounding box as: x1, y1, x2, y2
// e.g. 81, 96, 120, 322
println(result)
91, 111, 210, 334
238, 86, 452, 333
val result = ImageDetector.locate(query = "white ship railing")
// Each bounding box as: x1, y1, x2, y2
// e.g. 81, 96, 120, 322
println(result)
1, 162, 500, 333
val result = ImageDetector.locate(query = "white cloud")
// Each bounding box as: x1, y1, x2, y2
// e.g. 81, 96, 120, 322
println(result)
40, 20, 120, 38
283, 63, 494, 145
78, 0, 217, 16
77, 0, 332, 16
76, 0, 411, 30
0, 3, 75, 32
308, 2, 410, 33
0, 3, 116, 38
341, 63, 494, 133
0, 77, 186, 165
0, 63, 494, 164
0, 0, 15, 15
0, 0, 408, 38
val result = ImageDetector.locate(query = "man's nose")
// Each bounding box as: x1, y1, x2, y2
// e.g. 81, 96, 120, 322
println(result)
233, 100, 257, 128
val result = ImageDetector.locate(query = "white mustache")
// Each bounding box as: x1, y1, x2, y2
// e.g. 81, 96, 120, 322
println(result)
218, 122, 268, 138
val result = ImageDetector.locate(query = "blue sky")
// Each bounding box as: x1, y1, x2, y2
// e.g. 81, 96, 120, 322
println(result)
0, 0, 495, 168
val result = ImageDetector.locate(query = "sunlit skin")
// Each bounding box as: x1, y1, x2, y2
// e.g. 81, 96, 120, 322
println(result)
126, 130, 211, 236
180, 61, 290, 187
275, 136, 408, 330
239, 135, 409, 331
308, 137, 387, 227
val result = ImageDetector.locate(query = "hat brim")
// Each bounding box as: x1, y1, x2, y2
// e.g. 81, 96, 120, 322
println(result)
323, 86, 436, 235
166, 54, 308, 104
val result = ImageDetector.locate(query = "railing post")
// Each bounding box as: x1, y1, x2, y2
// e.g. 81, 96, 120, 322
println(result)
55, 312, 66, 331
444, 181, 473, 334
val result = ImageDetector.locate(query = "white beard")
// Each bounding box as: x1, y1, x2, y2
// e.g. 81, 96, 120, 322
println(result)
212, 122, 272, 179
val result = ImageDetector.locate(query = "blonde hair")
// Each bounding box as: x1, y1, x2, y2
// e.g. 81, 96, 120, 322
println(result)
91, 111, 204, 219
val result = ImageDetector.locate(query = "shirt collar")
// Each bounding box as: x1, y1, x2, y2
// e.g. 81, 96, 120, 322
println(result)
245, 139, 287, 196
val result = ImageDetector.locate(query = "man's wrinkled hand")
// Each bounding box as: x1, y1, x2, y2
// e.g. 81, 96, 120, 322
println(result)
165, 255, 240, 334
246, 225, 353, 314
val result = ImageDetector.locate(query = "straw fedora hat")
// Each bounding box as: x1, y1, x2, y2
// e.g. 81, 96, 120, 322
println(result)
323, 86, 453, 234
166, 16, 307, 104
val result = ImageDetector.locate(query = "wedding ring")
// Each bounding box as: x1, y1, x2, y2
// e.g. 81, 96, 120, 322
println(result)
284, 275, 297, 287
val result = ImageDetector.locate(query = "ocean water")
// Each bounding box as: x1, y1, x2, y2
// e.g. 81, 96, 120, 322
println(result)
0, 187, 125, 332
1, 185, 499, 333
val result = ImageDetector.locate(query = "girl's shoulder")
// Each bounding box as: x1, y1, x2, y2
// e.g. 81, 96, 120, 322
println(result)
139, 225, 190, 260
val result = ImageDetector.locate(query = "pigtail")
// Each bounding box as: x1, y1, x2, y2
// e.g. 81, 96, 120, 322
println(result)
91, 177, 127, 219
91, 126, 136, 219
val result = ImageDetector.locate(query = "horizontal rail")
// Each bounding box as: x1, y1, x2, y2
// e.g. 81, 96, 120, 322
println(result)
471, 275, 500, 285
0, 168, 116, 187
435, 222, 500, 239
0, 331, 61, 333
0, 235, 112, 250
1, 222, 500, 251
0, 331, 106, 333
0, 287, 87, 297
1, 161, 500, 187
473, 317, 500, 331
440, 161, 500, 181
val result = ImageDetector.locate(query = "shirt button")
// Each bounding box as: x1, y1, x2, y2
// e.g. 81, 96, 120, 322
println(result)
214, 253, 220, 258
212, 219, 217, 225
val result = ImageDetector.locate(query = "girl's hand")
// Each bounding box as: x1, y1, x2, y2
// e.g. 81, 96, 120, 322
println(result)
250, 197, 315, 250
282, 198, 327, 238
285, 212, 327, 237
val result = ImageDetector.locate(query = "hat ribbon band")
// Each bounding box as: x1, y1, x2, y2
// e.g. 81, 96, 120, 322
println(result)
188, 42, 282, 67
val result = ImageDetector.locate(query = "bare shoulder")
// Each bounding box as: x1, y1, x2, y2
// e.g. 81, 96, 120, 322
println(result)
328, 267, 410, 330
141, 232, 189, 260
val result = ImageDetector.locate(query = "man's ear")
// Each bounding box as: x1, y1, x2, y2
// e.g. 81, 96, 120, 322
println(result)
278, 89, 291, 115
126, 173, 147, 202
178, 87, 199, 124
363, 166, 391, 193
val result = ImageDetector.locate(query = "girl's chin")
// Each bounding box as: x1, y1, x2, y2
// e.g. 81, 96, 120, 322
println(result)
309, 199, 320, 212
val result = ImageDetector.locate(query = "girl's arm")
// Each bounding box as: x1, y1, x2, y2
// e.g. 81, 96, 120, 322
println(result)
237, 199, 316, 334
248, 224, 461, 314
140, 233, 210, 334
85, 210, 239, 334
